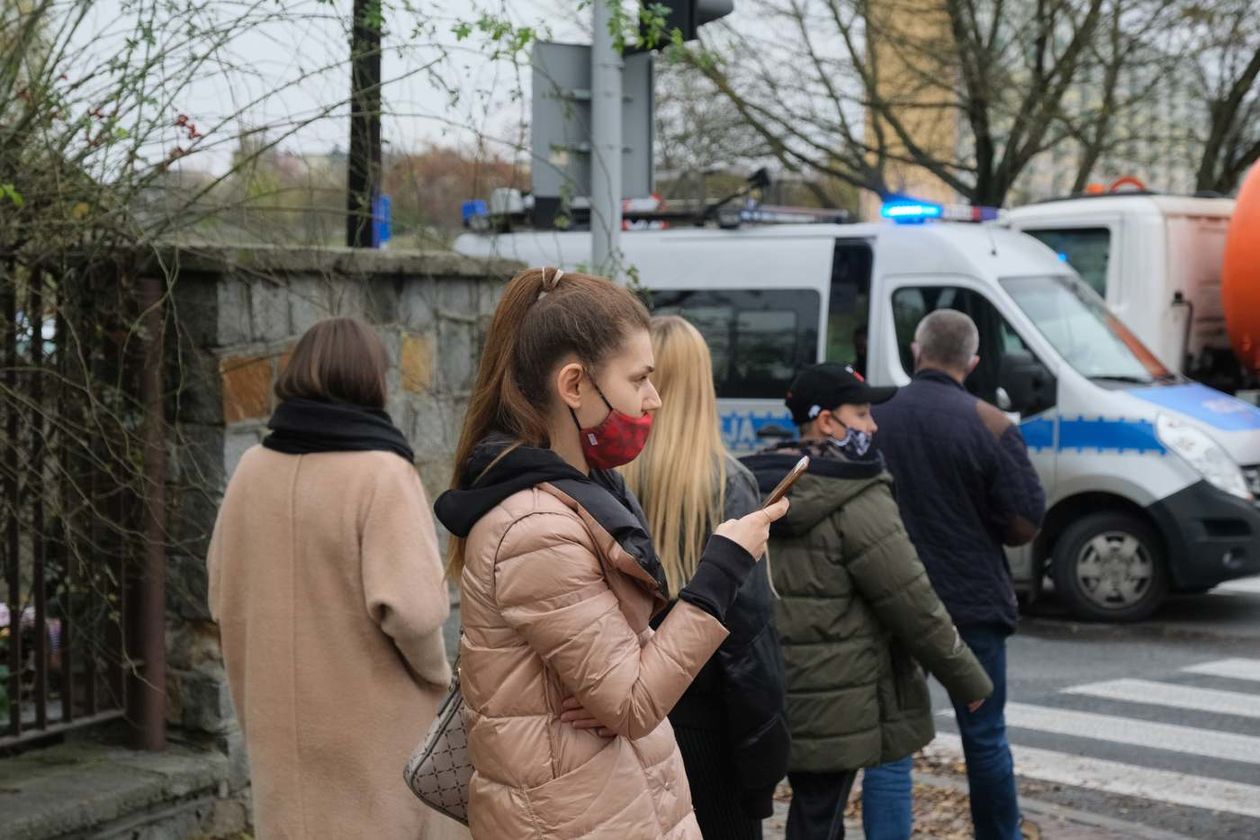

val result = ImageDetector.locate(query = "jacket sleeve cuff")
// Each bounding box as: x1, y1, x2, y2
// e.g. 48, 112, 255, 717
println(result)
740, 785, 778, 819
947, 668, 995, 705
678, 535, 757, 624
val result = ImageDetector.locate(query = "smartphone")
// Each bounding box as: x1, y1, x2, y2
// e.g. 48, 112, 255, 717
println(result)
763, 456, 809, 508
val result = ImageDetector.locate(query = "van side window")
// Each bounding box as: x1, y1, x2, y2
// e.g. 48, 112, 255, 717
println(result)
892, 286, 1033, 407
826, 241, 873, 375
648, 289, 820, 399
1025, 228, 1110, 296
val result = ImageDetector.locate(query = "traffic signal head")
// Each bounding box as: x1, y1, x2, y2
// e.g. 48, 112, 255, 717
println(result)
644, 0, 734, 46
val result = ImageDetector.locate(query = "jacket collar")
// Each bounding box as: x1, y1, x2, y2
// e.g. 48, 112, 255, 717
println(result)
913, 368, 967, 391
435, 434, 670, 605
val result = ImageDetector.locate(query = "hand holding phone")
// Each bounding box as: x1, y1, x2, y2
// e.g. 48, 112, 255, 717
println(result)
715, 497, 789, 560
712, 457, 803, 560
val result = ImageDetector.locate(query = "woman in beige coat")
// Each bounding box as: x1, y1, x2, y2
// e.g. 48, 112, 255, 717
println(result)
433, 268, 788, 839
208, 317, 459, 839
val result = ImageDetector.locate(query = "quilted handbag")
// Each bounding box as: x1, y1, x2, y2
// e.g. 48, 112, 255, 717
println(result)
404, 662, 472, 824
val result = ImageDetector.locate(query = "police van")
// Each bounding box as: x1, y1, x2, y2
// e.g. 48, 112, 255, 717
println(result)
454, 203, 1260, 621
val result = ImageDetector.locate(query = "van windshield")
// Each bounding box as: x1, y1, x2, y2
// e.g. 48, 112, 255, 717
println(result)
1000, 274, 1171, 383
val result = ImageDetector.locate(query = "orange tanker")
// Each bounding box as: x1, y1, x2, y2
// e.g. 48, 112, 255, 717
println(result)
1222, 165, 1260, 376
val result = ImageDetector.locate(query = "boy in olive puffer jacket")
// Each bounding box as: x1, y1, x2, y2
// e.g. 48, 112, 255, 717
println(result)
743, 363, 992, 840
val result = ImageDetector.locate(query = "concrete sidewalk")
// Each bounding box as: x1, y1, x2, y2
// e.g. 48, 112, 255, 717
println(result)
0, 740, 238, 840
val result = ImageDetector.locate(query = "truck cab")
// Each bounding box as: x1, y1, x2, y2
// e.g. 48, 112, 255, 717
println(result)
455, 212, 1260, 621
1001, 193, 1249, 395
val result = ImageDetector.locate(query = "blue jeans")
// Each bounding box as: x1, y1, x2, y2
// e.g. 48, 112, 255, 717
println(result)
953, 624, 1021, 840
861, 756, 913, 840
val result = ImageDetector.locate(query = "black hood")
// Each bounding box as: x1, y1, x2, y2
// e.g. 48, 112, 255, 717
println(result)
741, 442, 889, 537
741, 440, 886, 488
434, 433, 670, 598
433, 434, 587, 538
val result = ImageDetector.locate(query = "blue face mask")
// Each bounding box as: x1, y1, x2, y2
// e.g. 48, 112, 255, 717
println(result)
828, 425, 872, 458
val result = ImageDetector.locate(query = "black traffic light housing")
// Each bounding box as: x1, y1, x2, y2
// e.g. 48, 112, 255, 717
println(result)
643, 0, 734, 47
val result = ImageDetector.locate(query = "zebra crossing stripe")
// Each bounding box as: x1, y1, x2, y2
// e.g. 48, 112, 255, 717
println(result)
1064, 678, 1260, 720
928, 733, 1260, 820
1214, 576, 1260, 596
938, 702, 1260, 765
1182, 658, 1260, 683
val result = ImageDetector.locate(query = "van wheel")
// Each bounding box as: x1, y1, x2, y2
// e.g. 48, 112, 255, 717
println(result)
1051, 512, 1168, 622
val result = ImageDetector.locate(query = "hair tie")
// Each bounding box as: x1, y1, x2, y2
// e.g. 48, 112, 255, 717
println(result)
538, 267, 563, 300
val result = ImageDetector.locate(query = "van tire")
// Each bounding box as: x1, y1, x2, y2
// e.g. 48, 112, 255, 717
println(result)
1051, 511, 1168, 622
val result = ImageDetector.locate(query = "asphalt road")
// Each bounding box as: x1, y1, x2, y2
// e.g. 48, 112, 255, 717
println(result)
928, 574, 1260, 839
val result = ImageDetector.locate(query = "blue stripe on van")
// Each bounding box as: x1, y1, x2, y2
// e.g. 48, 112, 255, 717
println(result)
1019, 417, 1055, 451
731, 409, 1165, 455
1058, 416, 1165, 454
1020, 415, 1165, 454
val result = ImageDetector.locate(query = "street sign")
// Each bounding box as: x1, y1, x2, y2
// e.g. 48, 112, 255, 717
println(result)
531, 41, 653, 202
371, 194, 392, 248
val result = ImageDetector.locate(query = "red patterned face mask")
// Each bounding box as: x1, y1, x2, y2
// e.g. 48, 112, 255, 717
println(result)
572, 377, 653, 470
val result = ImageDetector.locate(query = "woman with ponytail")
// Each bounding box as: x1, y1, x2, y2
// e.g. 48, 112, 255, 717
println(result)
621, 315, 789, 839
434, 268, 788, 839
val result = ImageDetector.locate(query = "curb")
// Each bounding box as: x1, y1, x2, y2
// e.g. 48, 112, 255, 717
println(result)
1018, 610, 1260, 646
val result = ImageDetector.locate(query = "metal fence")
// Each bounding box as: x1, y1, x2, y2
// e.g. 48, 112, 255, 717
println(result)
1, 257, 166, 752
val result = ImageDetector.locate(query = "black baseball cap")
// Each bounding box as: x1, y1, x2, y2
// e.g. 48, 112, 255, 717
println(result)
785, 363, 897, 425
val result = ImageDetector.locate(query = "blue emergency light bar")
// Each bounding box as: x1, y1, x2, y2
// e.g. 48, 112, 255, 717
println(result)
881, 199, 942, 222
881, 198, 998, 224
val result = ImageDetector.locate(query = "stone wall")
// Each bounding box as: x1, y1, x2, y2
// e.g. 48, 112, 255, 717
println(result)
162, 246, 520, 832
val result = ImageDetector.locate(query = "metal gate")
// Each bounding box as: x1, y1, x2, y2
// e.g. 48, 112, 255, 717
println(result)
1, 256, 166, 751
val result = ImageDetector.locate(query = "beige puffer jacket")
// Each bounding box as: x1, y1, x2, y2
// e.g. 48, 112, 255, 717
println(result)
458, 480, 729, 839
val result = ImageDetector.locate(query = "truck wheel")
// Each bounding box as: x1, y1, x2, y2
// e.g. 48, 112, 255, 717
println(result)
1051, 512, 1168, 622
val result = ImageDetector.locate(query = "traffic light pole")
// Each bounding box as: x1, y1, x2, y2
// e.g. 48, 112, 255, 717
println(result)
591, 0, 622, 274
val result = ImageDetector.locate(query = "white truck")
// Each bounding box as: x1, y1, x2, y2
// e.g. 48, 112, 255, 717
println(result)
1002, 192, 1258, 399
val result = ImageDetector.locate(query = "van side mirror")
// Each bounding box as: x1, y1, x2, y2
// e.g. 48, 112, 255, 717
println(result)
999, 350, 1055, 416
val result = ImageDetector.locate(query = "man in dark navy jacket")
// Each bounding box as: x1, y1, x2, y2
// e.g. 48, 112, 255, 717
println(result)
873, 309, 1045, 840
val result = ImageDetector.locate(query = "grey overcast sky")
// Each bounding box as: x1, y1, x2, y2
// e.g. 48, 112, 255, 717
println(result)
74, 0, 586, 173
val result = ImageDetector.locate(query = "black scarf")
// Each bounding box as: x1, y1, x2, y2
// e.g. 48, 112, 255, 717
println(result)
262, 397, 415, 463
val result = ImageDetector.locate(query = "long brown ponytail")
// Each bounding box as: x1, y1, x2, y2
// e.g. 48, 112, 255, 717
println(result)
446, 266, 650, 578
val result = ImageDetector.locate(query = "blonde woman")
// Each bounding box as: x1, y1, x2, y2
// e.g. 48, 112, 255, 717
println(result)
622, 315, 790, 839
